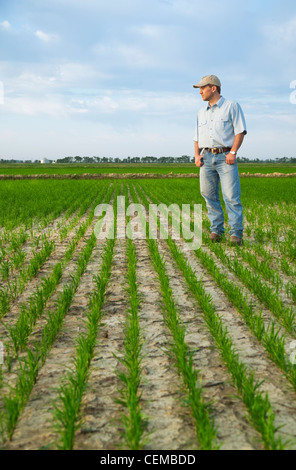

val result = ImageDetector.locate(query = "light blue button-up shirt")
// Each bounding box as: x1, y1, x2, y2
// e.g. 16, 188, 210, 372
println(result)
193, 96, 247, 149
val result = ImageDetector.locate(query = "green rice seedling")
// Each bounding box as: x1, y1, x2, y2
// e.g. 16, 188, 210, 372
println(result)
9, 230, 28, 252
8, 306, 34, 354
52, 381, 82, 450
32, 235, 41, 250
0, 289, 10, 317
3, 395, 21, 441
0, 365, 3, 390
4, 347, 40, 440
4, 342, 13, 373
0, 248, 5, 264
0, 260, 10, 281
27, 240, 55, 279
11, 249, 26, 270
114, 236, 147, 450
281, 259, 295, 277
286, 282, 296, 303
53, 332, 97, 449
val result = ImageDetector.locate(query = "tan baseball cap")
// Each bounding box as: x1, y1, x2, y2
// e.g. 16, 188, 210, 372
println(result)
193, 74, 221, 88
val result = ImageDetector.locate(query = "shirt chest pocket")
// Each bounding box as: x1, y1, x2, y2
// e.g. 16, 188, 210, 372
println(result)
215, 114, 232, 132
198, 118, 207, 128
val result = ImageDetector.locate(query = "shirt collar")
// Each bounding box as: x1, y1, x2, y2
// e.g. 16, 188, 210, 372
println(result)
207, 96, 225, 110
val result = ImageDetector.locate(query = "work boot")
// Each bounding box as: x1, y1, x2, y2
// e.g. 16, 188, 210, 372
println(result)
230, 235, 242, 246
210, 233, 222, 242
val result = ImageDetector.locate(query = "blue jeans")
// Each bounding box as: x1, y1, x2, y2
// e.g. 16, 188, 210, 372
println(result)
200, 151, 243, 238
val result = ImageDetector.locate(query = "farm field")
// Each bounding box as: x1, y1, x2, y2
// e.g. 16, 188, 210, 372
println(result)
0, 162, 296, 175
0, 176, 296, 450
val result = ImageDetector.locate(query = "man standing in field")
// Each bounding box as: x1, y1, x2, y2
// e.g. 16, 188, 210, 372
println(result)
193, 75, 247, 245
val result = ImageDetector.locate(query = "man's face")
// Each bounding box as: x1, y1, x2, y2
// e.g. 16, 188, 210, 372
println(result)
199, 84, 216, 101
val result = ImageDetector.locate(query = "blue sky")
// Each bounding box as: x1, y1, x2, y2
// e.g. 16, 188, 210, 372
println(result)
1, 0, 296, 160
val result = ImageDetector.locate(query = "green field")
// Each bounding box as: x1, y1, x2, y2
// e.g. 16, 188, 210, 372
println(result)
0, 177, 296, 450
0, 162, 296, 175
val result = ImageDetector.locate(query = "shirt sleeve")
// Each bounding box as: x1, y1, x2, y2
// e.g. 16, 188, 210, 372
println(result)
231, 102, 247, 135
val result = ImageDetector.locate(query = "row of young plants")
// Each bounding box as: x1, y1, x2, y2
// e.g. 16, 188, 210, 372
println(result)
114, 183, 147, 450
0, 181, 115, 443
132, 180, 288, 449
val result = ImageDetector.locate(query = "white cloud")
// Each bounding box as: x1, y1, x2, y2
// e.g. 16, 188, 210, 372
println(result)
263, 16, 296, 45
18, 71, 58, 89
131, 24, 163, 38
4, 95, 67, 118
58, 62, 108, 84
117, 45, 156, 67
0, 20, 11, 29
35, 30, 58, 42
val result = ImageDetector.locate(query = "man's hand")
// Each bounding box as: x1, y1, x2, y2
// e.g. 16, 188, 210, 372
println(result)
225, 153, 236, 165
195, 155, 204, 167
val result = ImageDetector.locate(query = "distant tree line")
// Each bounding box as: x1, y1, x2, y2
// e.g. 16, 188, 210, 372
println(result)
1, 156, 296, 164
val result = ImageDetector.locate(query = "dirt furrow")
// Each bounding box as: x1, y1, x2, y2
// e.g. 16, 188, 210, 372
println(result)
74, 238, 129, 450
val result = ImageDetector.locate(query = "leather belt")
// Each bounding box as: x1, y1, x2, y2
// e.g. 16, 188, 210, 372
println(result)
203, 147, 231, 155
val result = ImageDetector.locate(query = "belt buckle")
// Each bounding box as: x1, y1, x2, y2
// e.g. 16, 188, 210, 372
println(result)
212, 148, 219, 155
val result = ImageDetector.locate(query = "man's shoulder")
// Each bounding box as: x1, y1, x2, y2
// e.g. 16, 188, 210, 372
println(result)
221, 98, 241, 108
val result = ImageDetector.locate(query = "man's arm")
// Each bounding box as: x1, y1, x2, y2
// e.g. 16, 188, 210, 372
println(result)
225, 132, 246, 165
194, 141, 204, 167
